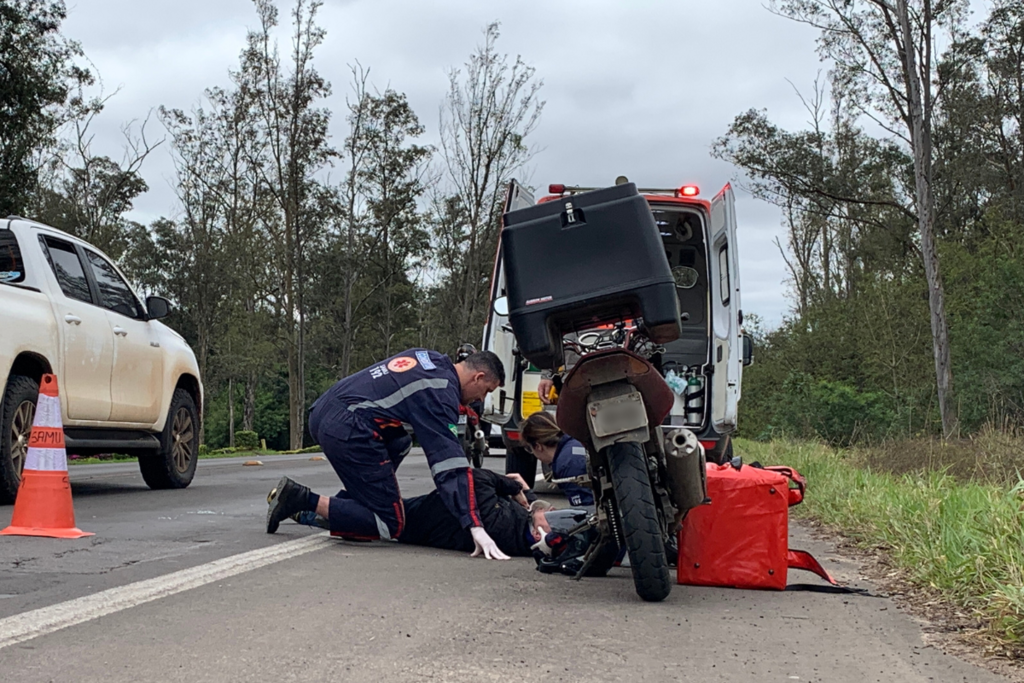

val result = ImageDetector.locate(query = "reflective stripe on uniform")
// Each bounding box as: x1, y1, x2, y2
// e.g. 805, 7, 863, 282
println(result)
347, 378, 451, 413
374, 514, 392, 540
572, 446, 587, 456
430, 456, 470, 477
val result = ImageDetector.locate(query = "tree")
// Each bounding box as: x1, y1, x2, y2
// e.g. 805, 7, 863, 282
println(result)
739, 0, 967, 436
31, 105, 158, 259
432, 22, 544, 351
0, 0, 92, 215
240, 0, 334, 449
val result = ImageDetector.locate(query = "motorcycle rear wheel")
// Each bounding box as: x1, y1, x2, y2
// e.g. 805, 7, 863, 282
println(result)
606, 441, 672, 602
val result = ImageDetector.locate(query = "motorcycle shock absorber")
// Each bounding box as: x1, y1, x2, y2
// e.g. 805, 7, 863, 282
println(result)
604, 497, 625, 548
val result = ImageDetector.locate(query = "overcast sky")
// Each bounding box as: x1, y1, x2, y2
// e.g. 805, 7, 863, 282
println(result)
60, 0, 873, 327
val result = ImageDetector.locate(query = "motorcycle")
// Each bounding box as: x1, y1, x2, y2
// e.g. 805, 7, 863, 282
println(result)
552, 322, 707, 602
455, 343, 488, 468
458, 402, 488, 468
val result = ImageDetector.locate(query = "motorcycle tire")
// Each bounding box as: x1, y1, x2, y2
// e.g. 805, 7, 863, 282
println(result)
606, 441, 672, 602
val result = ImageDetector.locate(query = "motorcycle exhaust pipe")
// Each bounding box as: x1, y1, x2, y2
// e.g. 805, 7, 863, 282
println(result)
663, 428, 707, 513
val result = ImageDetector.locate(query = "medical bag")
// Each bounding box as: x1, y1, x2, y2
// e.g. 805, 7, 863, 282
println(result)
677, 463, 836, 590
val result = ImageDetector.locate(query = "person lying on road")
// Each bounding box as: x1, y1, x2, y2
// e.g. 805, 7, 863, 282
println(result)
288, 469, 558, 558
520, 411, 594, 510
265, 348, 509, 560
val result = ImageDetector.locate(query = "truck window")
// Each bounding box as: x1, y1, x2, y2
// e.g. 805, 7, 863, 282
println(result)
40, 236, 93, 303
0, 231, 26, 284
718, 245, 731, 306
84, 249, 142, 319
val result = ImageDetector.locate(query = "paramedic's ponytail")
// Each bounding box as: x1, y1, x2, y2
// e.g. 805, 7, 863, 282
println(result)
522, 411, 562, 448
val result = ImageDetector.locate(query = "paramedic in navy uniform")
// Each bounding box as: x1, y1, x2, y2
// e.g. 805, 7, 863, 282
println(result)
265, 349, 510, 560
520, 411, 595, 509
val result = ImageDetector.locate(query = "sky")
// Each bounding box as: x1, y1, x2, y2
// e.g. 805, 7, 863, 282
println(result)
60, 0, 857, 327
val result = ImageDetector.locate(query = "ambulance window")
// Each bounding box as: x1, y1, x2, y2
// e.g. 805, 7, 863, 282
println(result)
718, 245, 730, 305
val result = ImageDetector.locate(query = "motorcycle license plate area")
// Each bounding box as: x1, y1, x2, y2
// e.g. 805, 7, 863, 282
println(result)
457, 415, 467, 425
587, 392, 648, 438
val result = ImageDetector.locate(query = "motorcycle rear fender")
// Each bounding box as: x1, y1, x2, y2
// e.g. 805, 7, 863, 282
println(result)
555, 348, 674, 451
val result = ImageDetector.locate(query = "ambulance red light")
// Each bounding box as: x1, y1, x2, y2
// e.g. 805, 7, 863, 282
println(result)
680, 185, 700, 197
548, 184, 566, 194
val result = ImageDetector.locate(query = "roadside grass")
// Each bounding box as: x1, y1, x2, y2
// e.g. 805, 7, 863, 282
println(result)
67, 445, 322, 466
737, 437, 1024, 649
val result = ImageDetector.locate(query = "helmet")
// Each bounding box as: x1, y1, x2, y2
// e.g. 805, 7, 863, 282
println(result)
455, 343, 477, 362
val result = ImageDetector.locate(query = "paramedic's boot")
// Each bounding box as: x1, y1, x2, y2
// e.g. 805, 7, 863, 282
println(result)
266, 476, 312, 534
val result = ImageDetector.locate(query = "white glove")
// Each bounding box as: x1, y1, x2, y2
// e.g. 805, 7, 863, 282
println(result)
470, 526, 510, 560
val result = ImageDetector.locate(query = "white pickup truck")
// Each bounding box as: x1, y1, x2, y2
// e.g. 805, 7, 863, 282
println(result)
0, 216, 203, 503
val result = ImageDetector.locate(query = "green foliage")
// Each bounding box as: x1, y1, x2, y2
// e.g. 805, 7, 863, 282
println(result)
0, 0, 93, 215
760, 372, 893, 446
741, 438, 1024, 648
235, 430, 259, 450
725, 0, 1024, 439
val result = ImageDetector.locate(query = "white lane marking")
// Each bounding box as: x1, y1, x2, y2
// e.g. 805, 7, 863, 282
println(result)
0, 533, 332, 650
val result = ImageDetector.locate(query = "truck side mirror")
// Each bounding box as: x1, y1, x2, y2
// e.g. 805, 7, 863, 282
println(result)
493, 296, 509, 317
146, 295, 172, 320
741, 333, 754, 366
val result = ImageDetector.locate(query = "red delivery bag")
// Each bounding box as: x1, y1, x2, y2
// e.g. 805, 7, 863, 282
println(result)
677, 463, 835, 590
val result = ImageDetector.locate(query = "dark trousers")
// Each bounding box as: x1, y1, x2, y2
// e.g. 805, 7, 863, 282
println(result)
309, 404, 411, 539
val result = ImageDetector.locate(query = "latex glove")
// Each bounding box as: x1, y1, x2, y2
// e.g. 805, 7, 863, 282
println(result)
537, 378, 555, 405
470, 526, 510, 560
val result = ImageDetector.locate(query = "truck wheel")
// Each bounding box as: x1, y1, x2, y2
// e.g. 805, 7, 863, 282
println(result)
606, 441, 672, 602
704, 435, 733, 465
0, 375, 38, 504
505, 445, 537, 485
139, 389, 198, 490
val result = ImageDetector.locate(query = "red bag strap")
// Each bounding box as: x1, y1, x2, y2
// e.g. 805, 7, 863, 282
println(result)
787, 549, 837, 585
763, 466, 806, 506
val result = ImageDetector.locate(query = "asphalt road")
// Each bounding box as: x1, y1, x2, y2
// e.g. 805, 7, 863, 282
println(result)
0, 451, 1005, 682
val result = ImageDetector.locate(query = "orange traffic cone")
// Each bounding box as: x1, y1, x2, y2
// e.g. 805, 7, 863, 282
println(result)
1, 374, 93, 538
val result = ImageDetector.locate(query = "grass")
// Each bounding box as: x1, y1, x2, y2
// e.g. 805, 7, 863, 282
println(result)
737, 437, 1024, 650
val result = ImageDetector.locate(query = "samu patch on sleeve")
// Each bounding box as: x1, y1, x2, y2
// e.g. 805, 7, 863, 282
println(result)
448, 423, 459, 437
416, 350, 436, 370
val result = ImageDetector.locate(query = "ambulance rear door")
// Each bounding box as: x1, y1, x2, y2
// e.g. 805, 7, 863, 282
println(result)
481, 180, 534, 424
708, 183, 741, 432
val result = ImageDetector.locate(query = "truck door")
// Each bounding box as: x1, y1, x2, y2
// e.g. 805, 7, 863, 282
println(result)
83, 248, 164, 424
708, 184, 742, 432
38, 235, 114, 422
481, 179, 534, 425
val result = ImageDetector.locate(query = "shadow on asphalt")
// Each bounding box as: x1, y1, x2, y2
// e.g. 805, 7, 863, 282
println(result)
69, 481, 150, 497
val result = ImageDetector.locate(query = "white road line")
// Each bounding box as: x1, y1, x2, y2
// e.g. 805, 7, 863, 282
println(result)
0, 533, 332, 650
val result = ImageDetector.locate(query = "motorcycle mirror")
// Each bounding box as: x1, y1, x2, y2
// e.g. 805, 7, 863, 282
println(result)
493, 296, 509, 317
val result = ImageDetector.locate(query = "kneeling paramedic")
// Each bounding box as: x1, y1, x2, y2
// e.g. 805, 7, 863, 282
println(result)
266, 349, 509, 560
520, 411, 594, 509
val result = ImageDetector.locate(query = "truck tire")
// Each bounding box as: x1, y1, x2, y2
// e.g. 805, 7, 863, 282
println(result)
606, 441, 672, 602
707, 435, 734, 465
505, 445, 537, 485
139, 388, 198, 490
0, 375, 38, 504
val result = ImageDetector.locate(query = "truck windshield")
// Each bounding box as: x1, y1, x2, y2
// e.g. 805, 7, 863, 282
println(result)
0, 231, 26, 284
